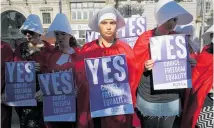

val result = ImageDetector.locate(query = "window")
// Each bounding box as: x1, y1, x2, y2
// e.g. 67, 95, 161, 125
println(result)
79, 30, 85, 39
206, 2, 211, 13
82, 3, 87, 8
77, 3, 82, 8
88, 3, 94, 8
72, 11, 77, 20
42, 13, 51, 24
83, 11, 88, 19
71, 3, 76, 8
94, 3, 100, 8
99, 3, 105, 8
77, 11, 82, 19
89, 10, 94, 18
71, 2, 104, 20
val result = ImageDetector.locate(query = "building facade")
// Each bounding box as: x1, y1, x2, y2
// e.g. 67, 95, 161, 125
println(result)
1, 0, 199, 46
1, 0, 112, 46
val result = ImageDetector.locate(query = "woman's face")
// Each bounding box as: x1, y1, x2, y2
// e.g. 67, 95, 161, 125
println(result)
99, 19, 117, 41
54, 31, 71, 48
22, 30, 40, 44
160, 17, 178, 33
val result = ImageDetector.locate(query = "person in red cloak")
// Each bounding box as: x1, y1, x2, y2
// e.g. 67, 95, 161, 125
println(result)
44, 13, 80, 128
1, 41, 13, 128
14, 14, 54, 128
181, 25, 213, 128
133, 0, 193, 127
75, 6, 137, 128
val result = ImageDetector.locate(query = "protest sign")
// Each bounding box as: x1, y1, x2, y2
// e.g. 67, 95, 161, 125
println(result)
150, 34, 192, 90
38, 71, 76, 122
85, 54, 134, 118
5, 61, 37, 106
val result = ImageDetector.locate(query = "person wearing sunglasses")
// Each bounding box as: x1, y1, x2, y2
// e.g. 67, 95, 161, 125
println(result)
181, 25, 213, 128
44, 13, 80, 128
13, 14, 54, 128
133, 0, 193, 127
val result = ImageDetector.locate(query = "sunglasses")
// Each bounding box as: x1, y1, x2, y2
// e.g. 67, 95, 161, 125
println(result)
22, 30, 35, 36
168, 17, 178, 22
54, 31, 67, 35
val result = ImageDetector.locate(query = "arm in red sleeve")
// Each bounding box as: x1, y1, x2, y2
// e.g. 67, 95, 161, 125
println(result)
181, 49, 213, 128
133, 30, 154, 86
1, 42, 14, 93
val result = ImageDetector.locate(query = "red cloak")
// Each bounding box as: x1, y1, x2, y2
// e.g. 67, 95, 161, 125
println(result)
181, 45, 213, 128
46, 48, 77, 72
133, 29, 177, 127
1, 41, 13, 128
75, 39, 137, 128
190, 52, 198, 60
133, 29, 177, 88
1, 41, 14, 92
73, 47, 81, 53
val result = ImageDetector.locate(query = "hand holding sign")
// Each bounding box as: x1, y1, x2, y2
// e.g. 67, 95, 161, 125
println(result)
85, 54, 134, 118
35, 63, 41, 72
5, 61, 37, 106
144, 60, 155, 71
150, 34, 192, 90
35, 90, 43, 102
38, 71, 76, 122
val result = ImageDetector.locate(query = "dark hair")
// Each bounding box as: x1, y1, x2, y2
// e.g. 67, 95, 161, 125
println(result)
54, 41, 59, 49
69, 36, 79, 47
206, 43, 213, 54
54, 36, 79, 49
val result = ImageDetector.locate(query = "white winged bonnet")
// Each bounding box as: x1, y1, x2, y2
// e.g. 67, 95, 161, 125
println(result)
46, 13, 72, 38
155, 0, 193, 26
20, 14, 44, 35
88, 6, 125, 32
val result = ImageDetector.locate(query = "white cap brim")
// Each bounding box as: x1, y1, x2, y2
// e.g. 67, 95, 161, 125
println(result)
46, 13, 72, 38
175, 25, 194, 36
20, 14, 44, 35
155, 0, 193, 26
202, 25, 213, 41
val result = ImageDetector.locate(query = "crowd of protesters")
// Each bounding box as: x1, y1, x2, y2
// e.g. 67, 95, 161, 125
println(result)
1, 0, 213, 128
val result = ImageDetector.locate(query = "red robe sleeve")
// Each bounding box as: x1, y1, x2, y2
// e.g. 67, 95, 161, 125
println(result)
13, 43, 23, 61
133, 30, 154, 86
133, 29, 178, 86
181, 46, 213, 128
190, 52, 198, 60
73, 46, 81, 53
1, 41, 13, 93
